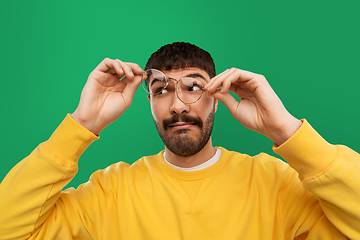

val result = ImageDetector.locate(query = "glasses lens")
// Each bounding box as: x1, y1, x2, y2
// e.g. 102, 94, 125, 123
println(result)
142, 69, 167, 95
177, 78, 204, 103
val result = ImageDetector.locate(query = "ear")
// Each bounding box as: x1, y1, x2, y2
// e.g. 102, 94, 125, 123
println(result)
147, 95, 150, 101
214, 98, 218, 113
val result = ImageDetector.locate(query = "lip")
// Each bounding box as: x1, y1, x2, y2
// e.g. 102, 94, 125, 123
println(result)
168, 122, 196, 130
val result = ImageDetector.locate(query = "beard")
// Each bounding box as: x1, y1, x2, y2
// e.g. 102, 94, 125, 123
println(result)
154, 108, 215, 157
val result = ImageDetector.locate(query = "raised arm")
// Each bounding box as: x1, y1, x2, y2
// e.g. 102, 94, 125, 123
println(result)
206, 68, 360, 238
0, 58, 143, 239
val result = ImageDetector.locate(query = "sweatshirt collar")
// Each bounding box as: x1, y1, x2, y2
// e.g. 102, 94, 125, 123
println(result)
156, 147, 228, 180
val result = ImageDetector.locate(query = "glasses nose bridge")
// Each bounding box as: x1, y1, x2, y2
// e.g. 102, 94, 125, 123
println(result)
167, 77, 188, 104
168, 77, 183, 92
168, 77, 180, 84
167, 77, 181, 95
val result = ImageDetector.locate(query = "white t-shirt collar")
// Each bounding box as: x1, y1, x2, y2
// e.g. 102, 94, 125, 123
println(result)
163, 148, 222, 171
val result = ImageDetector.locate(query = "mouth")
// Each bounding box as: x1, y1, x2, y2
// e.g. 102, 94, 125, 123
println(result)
162, 114, 203, 131
168, 121, 197, 129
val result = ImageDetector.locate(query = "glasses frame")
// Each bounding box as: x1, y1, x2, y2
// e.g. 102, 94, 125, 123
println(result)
142, 69, 206, 104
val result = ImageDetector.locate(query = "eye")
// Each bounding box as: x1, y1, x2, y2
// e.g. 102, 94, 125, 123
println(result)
180, 78, 204, 93
150, 78, 168, 95
154, 87, 169, 95
187, 83, 202, 92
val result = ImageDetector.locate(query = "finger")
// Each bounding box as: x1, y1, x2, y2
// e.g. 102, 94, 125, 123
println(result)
112, 60, 124, 76
208, 68, 260, 94
206, 68, 238, 93
239, 74, 270, 93
230, 68, 260, 81
95, 58, 143, 77
115, 59, 135, 79
117, 61, 145, 79
221, 70, 255, 94
231, 86, 256, 100
94, 58, 125, 79
126, 62, 143, 75
221, 75, 235, 93
205, 68, 232, 89
207, 68, 238, 93
95, 58, 115, 72
212, 82, 253, 101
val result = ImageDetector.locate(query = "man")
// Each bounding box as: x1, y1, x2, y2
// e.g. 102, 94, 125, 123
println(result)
0, 42, 359, 239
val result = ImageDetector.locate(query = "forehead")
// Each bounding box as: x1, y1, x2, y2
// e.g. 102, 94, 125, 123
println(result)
161, 68, 211, 82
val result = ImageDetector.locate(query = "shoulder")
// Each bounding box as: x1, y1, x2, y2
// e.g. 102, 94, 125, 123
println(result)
220, 147, 284, 168
219, 147, 296, 181
90, 151, 164, 185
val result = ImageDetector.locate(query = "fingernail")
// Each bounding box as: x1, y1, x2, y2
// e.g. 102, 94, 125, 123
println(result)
129, 70, 134, 76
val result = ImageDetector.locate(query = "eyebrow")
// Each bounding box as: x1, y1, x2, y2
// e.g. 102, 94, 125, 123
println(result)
149, 72, 208, 87
184, 73, 207, 81
150, 78, 162, 87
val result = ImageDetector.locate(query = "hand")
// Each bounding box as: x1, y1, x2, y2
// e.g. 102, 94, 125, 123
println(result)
205, 68, 302, 146
71, 58, 143, 135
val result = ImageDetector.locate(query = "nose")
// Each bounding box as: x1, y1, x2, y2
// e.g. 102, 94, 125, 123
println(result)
170, 91, 190, 114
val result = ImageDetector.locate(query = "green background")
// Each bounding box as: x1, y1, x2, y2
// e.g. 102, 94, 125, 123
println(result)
1, 0, 359, 188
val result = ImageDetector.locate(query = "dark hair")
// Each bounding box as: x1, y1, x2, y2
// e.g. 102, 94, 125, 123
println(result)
145, 42, 216, 79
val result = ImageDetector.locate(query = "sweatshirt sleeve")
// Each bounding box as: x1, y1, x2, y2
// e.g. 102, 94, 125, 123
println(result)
273, 119, 360, 239
0, 114, 99, 240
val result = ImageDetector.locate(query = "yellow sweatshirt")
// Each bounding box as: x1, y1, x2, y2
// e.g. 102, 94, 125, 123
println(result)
0, 115, 359, 240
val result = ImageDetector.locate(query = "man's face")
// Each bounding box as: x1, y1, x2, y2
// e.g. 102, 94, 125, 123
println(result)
149, 68, 217, 156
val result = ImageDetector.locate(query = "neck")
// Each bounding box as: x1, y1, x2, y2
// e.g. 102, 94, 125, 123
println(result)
164, 138, 216, 168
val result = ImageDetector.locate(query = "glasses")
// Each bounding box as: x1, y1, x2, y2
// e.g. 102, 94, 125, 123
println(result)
141, 69, 206, 104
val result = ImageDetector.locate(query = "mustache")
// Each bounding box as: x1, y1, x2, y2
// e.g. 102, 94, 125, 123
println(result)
163, 114, 203, 130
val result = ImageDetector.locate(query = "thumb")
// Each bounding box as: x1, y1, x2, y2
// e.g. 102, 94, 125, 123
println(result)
209, 90, 239, 116
123, 75, 143, 100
